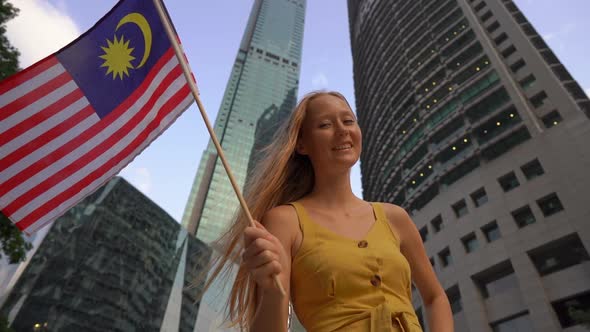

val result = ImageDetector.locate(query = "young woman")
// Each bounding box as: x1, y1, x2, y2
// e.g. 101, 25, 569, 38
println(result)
208, 91, 453, 331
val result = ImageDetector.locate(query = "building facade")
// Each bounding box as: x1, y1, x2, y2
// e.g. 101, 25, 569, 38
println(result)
0, 177, 211, 331
348, 0, 590, 331
182, 0, 306, 244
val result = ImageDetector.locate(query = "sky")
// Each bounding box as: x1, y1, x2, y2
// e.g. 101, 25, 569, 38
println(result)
5, 0, 590, 223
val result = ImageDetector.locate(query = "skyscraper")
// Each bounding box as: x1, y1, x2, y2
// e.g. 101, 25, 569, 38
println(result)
182, 0, 306, 244
348, 0, 590, 331
0, 177, 211, 331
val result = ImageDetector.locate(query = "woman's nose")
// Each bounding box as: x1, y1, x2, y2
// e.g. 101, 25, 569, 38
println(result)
337, 124, 350, 136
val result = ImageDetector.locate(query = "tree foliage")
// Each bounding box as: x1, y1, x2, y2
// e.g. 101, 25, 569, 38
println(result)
0, 0, 29, 264
0, 0, 20, 80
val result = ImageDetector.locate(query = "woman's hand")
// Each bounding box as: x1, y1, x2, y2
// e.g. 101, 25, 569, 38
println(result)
242, 220, 287, 292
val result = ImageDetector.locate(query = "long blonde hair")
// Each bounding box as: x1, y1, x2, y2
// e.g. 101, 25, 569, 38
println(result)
202, 91, 353, 330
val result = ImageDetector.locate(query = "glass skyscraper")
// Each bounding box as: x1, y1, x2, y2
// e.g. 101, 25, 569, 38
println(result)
0, 177, 211, 331
182, 0, 306, 244
348, 0, 590, 331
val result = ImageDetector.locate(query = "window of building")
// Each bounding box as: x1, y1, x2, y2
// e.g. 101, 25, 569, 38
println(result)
530, 91, 548, 108
552, 292, 590, 328
487, 21, 500, 33
470, 187, 488, 207
541, 110, 563, 128
490, 311, 534, 332
498, 171, 519, 192
474, 1, 486, 12
440, 156, 481, 186
466, 89, 511, 123
462, 233, 479, 253
501, 45, 517, 58
509, 58, 525, 73
537, 192, 564, 217
512, 205, 536, 228
452, 199, 468, 218
419, 226, 429, 242
480, 10, 493, 22
494, 32, 508, 45
519, 74, 536, 90
513, 12, 527, 24
431, 215, 444, 233
446, 285, 463, 314
520, 158, 544, 180
481, 127, 531, 161
439, 247, 453, 267
472, 261, 519, 298
531, 35, 549, 50
528, 233, 590, 276
481, 221, 501, 242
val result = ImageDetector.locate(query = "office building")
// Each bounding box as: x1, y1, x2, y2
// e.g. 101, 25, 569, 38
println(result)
182, 0, 306, 244
0, 177, 211, 331
348, 0, 590, 330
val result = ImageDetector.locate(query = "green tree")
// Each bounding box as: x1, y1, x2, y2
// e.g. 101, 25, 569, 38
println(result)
0, 0, 29, 264
0, 212, 32, 264
0, 0, 20, 80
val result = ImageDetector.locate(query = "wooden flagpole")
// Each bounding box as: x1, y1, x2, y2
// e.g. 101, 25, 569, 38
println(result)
152, 0, 286, 296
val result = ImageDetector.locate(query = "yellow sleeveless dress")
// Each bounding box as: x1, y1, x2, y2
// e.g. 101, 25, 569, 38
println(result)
289, 202, 423, 332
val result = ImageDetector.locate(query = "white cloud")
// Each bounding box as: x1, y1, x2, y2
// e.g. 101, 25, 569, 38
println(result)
312, 72, 329, 89
120, 167, 153, 195
6, 0, 80, 68
542, 33, 555, 41
585, 88, 590, 98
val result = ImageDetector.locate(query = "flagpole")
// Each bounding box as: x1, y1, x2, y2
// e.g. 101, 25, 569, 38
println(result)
152, 0, 286, 297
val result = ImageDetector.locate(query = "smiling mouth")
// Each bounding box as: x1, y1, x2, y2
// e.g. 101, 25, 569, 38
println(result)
333, 144, 352, 151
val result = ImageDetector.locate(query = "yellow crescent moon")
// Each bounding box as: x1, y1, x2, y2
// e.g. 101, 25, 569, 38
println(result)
116, 13, 152, 69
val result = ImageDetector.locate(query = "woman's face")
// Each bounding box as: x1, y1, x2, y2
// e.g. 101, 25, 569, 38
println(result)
297, 94, 362, 171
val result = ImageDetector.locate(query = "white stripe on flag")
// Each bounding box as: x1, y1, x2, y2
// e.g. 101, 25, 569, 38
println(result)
0, 63, 65, 108
0, 113, 98, 182
11, 73, 187, 220
23, 93, 194, 234
0, 56, 179, 197
0, 97, 91, 159
1, 80, 78, 130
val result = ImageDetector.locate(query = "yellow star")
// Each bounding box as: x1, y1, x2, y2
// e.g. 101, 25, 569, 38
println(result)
99, 34, 135, 80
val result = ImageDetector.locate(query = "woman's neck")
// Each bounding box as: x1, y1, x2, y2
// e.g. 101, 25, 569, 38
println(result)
305, 168, 362, 208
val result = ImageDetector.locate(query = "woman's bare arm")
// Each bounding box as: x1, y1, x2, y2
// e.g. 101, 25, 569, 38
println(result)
384, 204, 454, 332
247, 205, 300, 332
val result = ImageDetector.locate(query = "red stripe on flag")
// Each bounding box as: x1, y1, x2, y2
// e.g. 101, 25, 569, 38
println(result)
16, 85, 191, 231
0, 57, 59, 95
2, 65, 183, 208
0, 89, 85, 148
0, 48, 175, 194
0, 105, 95, 170
0, 71, 72, 122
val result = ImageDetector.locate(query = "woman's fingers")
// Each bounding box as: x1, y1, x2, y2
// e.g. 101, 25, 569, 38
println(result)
242, 220, 284, 290
250, 260, 283, 288
243, 249, 279, 269
243, 224, 273, 247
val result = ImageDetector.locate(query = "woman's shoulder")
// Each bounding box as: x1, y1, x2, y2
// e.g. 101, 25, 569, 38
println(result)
374, 201, 408, 215
262, 204, 302, 254
262, 204, 299, 224
374, 202, 416, 245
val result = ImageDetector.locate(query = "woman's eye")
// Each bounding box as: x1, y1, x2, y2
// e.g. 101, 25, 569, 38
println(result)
344, 119, 355, 124
319, 123, 330, 128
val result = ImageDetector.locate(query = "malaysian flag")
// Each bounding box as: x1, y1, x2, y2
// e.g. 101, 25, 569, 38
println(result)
0, 0, 193, 234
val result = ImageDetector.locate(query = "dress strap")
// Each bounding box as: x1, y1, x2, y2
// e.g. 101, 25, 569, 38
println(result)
289, 201, 311, 236
372, 202, 401, 247
371, 202, 387, 222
